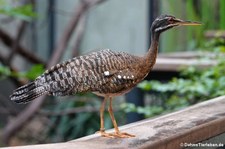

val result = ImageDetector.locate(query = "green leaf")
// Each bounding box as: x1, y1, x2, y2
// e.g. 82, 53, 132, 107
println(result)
0, 2, 36, 21
0, 65, 11, 76
137, 80, 152, 91
20, 64, 44, 80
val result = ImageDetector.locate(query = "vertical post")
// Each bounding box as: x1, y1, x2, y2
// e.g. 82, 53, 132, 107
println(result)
48, 0, 56, 57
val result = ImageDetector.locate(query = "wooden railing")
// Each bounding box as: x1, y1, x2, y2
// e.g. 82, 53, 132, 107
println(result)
2, 95, 225, 149
154, 52, 217, 72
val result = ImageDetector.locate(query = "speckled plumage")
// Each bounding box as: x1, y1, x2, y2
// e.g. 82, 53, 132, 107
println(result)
10, 48, 153, 104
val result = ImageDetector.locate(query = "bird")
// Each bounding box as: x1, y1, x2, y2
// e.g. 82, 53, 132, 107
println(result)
10, 14, 201, 138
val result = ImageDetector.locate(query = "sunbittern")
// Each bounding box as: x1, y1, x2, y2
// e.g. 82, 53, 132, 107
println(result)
10, 15, 200, 138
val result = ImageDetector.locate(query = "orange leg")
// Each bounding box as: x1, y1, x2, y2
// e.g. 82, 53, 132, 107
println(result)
100, 97, 106, 132
107, 97, 135, 138
98, 97, 114, 138
97, 97, 135, 138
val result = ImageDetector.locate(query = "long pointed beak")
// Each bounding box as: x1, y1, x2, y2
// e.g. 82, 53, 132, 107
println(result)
175, 19, 202, 26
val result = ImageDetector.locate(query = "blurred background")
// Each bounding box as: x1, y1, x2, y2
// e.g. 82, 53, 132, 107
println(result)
0, 0, 225, 147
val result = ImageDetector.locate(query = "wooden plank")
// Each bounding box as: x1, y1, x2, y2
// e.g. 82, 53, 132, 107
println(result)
205, 30, 225, 39
158, 51, 219, 59
2, 96, 225, 149
158, 51, 203, 59
153, 57, 217, 71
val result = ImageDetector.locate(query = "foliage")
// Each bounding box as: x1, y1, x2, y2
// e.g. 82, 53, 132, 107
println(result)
0, 0, 36, 21
121, 103, 164, 118
0, 64, 44, 80
161, 0, 225, 52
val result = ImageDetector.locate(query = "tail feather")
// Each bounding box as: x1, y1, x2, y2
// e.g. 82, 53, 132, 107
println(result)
10, 82, 47, 104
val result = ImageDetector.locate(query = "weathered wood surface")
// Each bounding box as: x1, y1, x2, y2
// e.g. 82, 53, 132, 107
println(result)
153, 57, 216, 71
2, 95, 225, 149
205, 30, 225, 39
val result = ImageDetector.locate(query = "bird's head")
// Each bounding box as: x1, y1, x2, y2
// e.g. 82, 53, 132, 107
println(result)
151, 14, 201, 35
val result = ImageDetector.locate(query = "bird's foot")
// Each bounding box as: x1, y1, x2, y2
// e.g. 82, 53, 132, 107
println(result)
109, 131, 135, 138
97, 130, 135, 138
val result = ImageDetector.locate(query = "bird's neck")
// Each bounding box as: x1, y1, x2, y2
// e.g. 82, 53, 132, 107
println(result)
144, 33, 160, 68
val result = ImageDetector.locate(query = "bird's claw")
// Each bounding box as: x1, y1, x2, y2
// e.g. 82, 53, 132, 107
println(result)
109, 132, 135, 138
97, 130, 135, 138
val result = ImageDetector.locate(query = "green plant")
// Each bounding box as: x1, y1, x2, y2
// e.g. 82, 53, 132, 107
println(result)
161, 0, 225, 52
0, 64, 44, 80
0, 0, 36, 21
121, 103, 164, 118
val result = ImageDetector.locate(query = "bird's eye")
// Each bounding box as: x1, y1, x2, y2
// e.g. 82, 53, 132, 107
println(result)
168, 18, 174, 24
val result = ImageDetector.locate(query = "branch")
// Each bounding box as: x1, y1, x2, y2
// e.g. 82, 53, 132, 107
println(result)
72, 13, 87, 57
38, 106, 119, 116
0, 53, 27, 86
7, 0, 31, 63
0, 28, 46, 65
0, 94, 20, 116
7, 21, 27, 63
2, 96, 44, 144
2, 0, 106, 144
39, 106, 99, 116
49, 0, 106, 66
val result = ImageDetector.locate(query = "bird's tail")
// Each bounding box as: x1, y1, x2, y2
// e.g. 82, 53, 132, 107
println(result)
10, 81, 46, 104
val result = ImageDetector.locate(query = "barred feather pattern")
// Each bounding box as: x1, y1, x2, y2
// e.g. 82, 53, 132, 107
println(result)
10, 49, 152, 104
